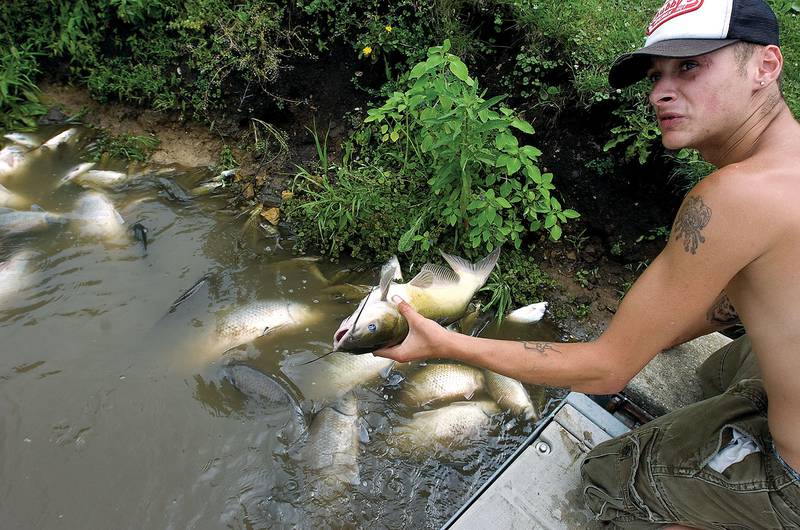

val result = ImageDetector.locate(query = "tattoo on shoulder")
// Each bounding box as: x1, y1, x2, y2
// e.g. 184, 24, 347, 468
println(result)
673, 195, 712, 255
522, 342, 562, 357
706, 291, 740, 327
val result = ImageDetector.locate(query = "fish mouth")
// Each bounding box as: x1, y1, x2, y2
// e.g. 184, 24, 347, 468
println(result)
333, 327, 350, 351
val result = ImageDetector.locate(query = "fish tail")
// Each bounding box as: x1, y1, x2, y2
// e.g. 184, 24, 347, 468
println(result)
439, 246, 501, 288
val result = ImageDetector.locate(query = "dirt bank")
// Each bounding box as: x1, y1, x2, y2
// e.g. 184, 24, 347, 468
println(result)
37, 82, 659, 342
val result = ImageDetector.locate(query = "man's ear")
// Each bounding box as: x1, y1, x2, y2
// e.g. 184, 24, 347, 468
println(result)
755, 45, 783, 87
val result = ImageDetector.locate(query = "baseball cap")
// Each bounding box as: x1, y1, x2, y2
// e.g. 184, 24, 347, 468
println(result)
609, 0, 780, 88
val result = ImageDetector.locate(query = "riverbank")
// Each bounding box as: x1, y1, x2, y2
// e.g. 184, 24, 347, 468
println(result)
39, 82, 660, 341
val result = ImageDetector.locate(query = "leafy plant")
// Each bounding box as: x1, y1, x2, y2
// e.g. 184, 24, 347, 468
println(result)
89, 132, 160, 162
603, 99, 661, 165
0, 45, 47, 131
364, 40, 578, 254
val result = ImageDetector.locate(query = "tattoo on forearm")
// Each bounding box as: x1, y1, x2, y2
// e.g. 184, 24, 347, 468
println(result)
706, 291, 740, 327
673, 195, 711, 255
522, 341, 562, 357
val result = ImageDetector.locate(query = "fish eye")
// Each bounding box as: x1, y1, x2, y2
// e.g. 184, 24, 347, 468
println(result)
367, 323, 377, 332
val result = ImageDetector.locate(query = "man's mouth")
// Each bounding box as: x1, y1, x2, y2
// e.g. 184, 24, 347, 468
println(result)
658, 113, 684, 128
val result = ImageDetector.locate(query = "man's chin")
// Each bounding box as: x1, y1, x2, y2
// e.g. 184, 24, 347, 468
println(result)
660, 134, 691, 151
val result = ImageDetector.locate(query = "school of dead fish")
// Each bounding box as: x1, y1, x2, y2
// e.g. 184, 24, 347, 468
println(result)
0, 127, 551, 497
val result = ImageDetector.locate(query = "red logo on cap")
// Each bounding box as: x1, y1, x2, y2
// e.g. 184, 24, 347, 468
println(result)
647, 0, 703, 35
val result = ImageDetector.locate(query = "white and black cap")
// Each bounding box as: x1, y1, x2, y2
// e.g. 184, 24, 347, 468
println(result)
609, 0, 779, 88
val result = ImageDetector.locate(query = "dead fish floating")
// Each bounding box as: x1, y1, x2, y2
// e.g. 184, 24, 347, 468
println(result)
332, 248, 501, 354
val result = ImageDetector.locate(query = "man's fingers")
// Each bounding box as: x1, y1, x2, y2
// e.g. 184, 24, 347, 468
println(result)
391, 295, 417, 319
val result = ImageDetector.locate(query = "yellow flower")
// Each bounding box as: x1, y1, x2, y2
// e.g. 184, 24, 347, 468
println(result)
385, 25, 393, 32
363, 46, 372, 56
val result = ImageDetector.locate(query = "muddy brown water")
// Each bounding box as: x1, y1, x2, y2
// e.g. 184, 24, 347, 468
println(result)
0, 126, 563, 529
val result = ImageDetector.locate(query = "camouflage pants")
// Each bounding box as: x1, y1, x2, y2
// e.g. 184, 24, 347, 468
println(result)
581, 336, 800, 529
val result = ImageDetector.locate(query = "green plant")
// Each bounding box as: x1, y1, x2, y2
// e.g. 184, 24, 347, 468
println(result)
217, 145, 237, 170
603, 99, 661, 165
564, 228, 589, 254
479, 269, 513, 323
89, 132, 159, 162
0, 45, 47, 131
574, 268, 598, 289
365, 40, 578, 254
250, 118, 289, 166
574, 302, 591, 319
636, 226, 670, 244
610, 239, 624, 257
668, 148, 715, 191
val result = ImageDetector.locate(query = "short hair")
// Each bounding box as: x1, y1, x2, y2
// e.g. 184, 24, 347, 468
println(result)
733, 41, 760, 76
733, 41, 784, 91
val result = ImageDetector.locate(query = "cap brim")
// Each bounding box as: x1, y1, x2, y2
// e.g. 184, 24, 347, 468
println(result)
608, 39, 739, 89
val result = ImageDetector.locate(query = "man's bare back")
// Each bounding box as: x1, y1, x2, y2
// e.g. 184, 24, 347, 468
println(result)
722, 127, 800, 470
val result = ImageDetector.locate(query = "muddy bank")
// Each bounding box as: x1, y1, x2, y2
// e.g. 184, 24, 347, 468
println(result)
36, 82, 660, 342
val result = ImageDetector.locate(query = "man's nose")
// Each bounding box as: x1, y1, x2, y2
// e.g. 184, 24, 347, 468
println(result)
649, 79, 677, 106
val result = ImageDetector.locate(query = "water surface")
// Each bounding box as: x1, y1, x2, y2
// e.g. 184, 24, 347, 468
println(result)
0, 127, 562, 529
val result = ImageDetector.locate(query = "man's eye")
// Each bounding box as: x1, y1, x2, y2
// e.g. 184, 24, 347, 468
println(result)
647, 73, 661, 83
680, 61, 698, 72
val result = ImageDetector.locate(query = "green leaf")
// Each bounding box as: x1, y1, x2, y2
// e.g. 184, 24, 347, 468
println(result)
510, 119, 534, 134
449, 59, 469, 82
544, 214, 556, 228
506, 157, 521, 175
496, 197, 512, 208
390, 131, 400, 142
500, 181, 512, 198
562, 209, 581, 219
550, 224, 562, 240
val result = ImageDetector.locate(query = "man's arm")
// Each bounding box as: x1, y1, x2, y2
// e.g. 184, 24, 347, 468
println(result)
376, 171, 766, 393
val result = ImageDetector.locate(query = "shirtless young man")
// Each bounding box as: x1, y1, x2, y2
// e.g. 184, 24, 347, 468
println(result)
375, 0, 800, 527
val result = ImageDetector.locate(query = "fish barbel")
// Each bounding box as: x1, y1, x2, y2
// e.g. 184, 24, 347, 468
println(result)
332, 247, 501, 354
403, 363, 485, 408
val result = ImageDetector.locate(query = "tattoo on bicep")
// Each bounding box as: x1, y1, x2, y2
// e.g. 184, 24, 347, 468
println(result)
706, 291, 740, 327
522, 341, 562, 357
673, 195, 712, 255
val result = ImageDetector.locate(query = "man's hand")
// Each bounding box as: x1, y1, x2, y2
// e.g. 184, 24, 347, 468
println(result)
373, 296, 453, 362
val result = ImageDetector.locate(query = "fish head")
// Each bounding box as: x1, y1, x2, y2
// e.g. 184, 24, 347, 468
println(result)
332, 300, 408, 354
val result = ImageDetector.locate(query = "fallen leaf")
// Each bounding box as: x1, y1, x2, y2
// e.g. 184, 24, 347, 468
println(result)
243, 183, 255, 199
261, 207, 280, 225
281, 190, 294, 201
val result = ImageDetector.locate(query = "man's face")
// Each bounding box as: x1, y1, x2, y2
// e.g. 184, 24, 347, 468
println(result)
647, 46, 753, 152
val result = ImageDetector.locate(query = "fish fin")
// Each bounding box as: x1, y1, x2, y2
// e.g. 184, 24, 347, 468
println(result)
380, 255, 403, 282
379, 263, 396, 301
166, 273, 213, 314
378, 362, 395, 379
439, 246, 501, 287
408, 264, 460, 288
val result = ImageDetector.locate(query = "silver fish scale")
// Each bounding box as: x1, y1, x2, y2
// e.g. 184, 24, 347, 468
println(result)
224, 364, 294, 406
396, 400, 499, 449
301, 393, 359, 490
215, 301, 299, 341
405, 363, 485, 407
0, 210, 60, 234
484, 370, 537, 420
